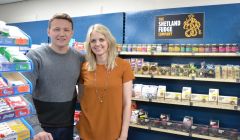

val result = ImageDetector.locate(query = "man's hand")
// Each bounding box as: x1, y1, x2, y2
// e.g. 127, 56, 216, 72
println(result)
34, 131, 53, 140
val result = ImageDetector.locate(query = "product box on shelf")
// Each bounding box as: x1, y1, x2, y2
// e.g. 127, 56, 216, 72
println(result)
208, 88, 219, 102
191, 93, 209, 102
133, 84, 143, 98
218, 95, 238, 105
0, 72, 31, 98
165, 92, 181, 101
157, 85, 166, 99
182, 87, 191, 100
0, 96, 31, 122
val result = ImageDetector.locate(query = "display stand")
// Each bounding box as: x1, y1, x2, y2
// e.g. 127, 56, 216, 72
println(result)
0, 24, 34, 139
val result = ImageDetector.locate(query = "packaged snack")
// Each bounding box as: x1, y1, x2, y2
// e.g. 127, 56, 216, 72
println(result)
182, 87, 191, 100
157, 85, 166, 98
133, 84, 143, 98
208, 88, 219, 102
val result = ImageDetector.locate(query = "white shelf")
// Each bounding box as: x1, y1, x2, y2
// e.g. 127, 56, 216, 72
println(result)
130, 52, 240, 57
0, 26, 31, 47
119, 52, 151, 55
0, 72, 31, 97
130, 124, 229, 140
141, 75, 240, 83
132, 97, 239, 111
135, 74, 152, 78
191, 134, 228, 140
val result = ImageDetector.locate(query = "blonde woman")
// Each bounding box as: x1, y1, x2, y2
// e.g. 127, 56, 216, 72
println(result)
77, 24, 134, 140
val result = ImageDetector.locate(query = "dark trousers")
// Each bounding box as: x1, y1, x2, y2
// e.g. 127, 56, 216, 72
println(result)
43, 126, 74, 140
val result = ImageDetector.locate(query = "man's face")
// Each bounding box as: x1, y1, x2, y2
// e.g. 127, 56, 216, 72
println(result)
48, 19, 73, 48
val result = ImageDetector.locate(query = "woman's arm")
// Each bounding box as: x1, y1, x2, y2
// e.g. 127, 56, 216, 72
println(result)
118, 80, 133, 140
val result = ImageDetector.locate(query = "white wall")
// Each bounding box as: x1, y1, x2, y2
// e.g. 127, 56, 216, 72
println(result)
0, 0, 240, 23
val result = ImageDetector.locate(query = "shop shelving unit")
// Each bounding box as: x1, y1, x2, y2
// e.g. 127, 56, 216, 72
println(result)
0, 25, 34, 139
119, 45, 240, 140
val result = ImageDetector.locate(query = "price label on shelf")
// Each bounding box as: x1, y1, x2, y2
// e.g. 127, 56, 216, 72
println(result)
191, 77, 195, 80
189, 102, 193, 106
234, 106, 238, 110
148, 125, 151, 130
149, 98, 152, 102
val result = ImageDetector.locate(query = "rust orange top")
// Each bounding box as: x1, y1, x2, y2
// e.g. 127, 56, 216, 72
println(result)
77, 57, 134, 140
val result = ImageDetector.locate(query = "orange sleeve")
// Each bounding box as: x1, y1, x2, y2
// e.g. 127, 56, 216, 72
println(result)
122, 60, 135, 83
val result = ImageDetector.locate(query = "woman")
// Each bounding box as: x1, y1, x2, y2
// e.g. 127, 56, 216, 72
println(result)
77, 24, 134, 140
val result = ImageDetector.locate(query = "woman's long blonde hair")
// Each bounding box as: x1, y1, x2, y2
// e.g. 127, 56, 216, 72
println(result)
85, 24, 118, 71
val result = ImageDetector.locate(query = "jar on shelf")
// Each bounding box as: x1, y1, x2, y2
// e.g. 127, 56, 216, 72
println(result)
174, 44, 181, 52
225, 44, 231, 53
204, 44, 211, 53
180, 44, 186, 52
151, 44, 157, 53
231, 44, 238, 53
192, 44, 199, 53
185, 44, 192, 52
156, 44, 162, 52
162, 44, 168, 52
147, 44, 152, 53
127, 44, 132, 52
198, 44, 205, 53
218, 44, 226, 53
137, 44, 142, 52
211, 44, 219, 53
168, 44, 174, 52
141, 44, 147, 52
122, 44, 128, 52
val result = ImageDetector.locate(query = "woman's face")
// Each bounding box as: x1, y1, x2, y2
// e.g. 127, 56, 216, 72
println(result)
89, 31, 109, 57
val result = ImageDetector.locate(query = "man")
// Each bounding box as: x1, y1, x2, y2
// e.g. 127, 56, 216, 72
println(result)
24, 13, 84, 140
